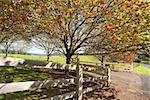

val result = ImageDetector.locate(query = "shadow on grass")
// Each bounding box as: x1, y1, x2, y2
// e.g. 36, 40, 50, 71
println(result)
0, 67, 53, 83
19, 60, 48, 66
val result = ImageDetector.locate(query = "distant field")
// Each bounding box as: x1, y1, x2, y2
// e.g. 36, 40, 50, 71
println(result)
0, 54, 99, 64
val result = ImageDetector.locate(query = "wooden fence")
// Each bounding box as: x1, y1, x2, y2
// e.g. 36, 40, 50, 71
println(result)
0, 58, 111, 100
78, 60, 133, 72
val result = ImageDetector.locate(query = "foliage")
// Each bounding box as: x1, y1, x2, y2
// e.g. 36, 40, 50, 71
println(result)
0, 0, 149, 63
0, 0, 40, 43
37, 0, 150, 63
84, 0, 149, 63
110, 51, 138, 63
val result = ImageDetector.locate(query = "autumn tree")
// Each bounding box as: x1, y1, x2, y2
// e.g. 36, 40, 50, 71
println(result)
34, 0, 149, 64
32, 34, 55, 61
1, 0, 149, 64
34, 0, 116, 63
0, 35, 20, 57
0, 33, 8, 44
0, 0, 40, 44
10, 40, 31, 54
89, 0, 150, 63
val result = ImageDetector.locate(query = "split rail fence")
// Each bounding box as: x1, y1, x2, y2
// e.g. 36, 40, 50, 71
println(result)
0, 58, 111, 100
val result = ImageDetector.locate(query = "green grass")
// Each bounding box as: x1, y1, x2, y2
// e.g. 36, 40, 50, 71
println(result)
78, 55, 99, 62
134, 66, 150, 76
0, 67, 53, 83
0, 53, 47, 62
49, 55, 100, 64
0, 54, 99, 64
104, 62, 150, 76
111, 62, 150, 76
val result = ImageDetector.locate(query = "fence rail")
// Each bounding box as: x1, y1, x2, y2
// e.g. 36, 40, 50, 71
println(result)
34, 62, 106, 72
47, 84, 105, 100
0, 76, 107, 94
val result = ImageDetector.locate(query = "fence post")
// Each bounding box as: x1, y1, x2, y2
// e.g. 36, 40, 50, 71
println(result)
107, 66, 111, 86
104, 64, 111, 86
129, 63, 133, 71
76, 58, 83, 100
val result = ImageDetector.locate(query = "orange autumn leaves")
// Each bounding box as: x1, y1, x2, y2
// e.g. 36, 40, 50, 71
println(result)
100, 0, 105, 4
117, 51, 138, 63
91, 0, 105, 4
107, 23, 113, 32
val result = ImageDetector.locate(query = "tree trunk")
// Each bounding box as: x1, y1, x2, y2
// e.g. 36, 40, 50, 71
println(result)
5, 48, 8, 57
5, 52, 8, 57
47, 55, 50, 62
66, 54, 72, 64
101, 55, 104, 67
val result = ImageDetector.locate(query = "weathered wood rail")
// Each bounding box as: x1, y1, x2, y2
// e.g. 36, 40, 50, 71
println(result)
0, 58, 111, 100
46, 84, 105, 100
0, 76, 107, 94
79, 60, 133, 72
33, 62, 103, 72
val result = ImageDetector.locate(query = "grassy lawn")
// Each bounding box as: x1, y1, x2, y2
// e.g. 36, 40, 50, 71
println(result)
134, 66, 150, 76
108, 62, 150, 76
0, 67, 53, 83
110, 62, 150, 76
0, 54, 47, 62
0, 54, 99, 64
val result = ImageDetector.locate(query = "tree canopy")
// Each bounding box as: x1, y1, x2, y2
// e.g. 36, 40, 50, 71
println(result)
0, 0, 149, 63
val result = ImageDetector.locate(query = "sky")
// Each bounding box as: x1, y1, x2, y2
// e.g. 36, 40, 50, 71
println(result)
27, 47, 45, 55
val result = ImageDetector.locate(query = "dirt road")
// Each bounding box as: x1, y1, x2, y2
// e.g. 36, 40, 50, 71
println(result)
84, 71, 150, 100
111, 71, 150, 100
